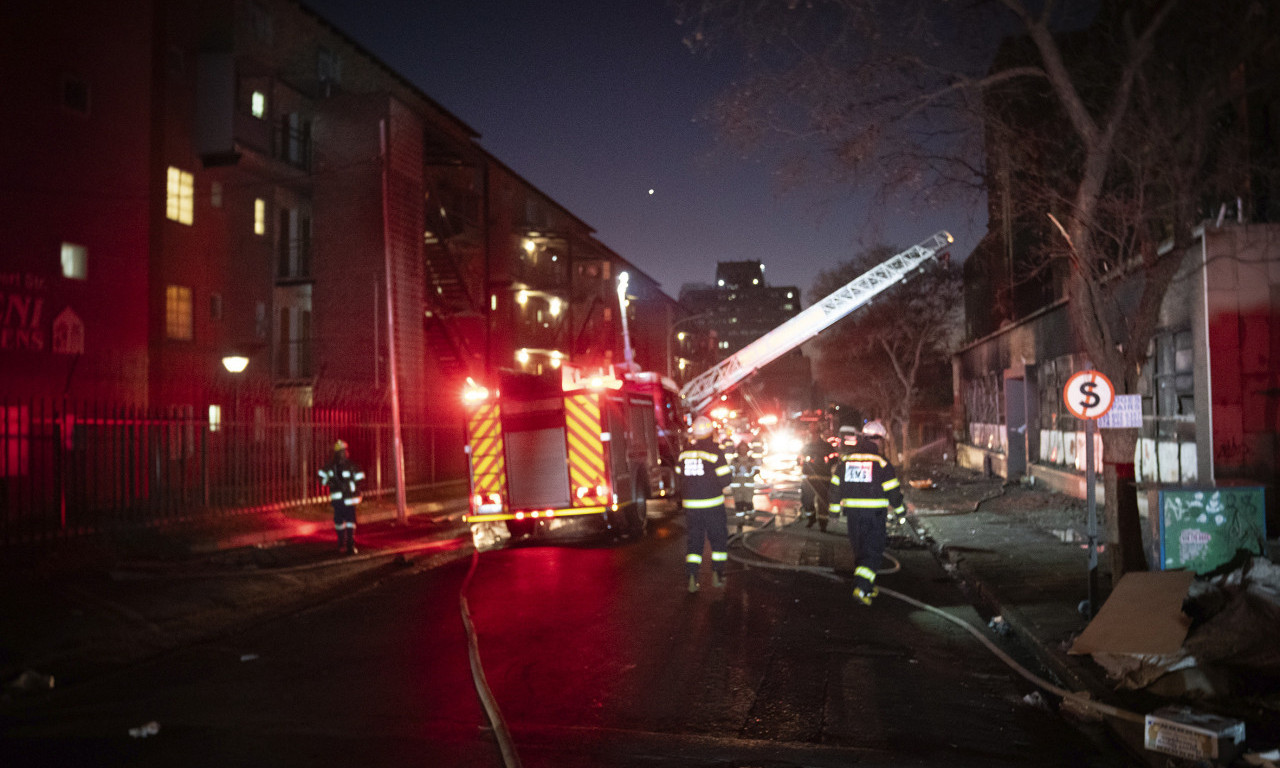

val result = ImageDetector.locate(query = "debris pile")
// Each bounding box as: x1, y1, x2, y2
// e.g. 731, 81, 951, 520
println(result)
1083, 557, 1280, 701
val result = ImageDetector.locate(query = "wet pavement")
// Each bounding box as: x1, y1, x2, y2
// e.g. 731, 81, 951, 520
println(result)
3, 467, 1277, 766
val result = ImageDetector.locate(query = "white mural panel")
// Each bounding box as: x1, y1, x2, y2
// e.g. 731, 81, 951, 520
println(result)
1180, 442, 1198, 483
1138, 438, 1158, 482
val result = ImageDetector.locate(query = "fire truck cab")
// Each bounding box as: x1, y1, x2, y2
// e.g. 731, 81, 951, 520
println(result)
463, 363, 682, 550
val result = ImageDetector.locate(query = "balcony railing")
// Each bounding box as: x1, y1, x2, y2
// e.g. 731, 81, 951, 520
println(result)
277, 236, 312, 282
274, 338, 314, 382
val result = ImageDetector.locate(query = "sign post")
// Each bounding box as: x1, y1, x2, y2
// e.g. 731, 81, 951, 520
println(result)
1063, 370, 1115, 618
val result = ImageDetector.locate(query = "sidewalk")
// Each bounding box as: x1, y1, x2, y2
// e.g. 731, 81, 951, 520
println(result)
1, 485, 473, 696
744, 462, 1280, 766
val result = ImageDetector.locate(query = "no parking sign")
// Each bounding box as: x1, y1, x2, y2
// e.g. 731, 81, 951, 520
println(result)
1063, 370, 1114, 420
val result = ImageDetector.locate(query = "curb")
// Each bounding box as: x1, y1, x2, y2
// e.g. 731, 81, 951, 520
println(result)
914, 516, 1110, 697
188, 498, 470, 555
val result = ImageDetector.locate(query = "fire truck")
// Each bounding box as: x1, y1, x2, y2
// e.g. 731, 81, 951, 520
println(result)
463, 230, 952, 549
462, 364, 684, 550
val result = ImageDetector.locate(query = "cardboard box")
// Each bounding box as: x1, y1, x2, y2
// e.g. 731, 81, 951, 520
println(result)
1144, 707, 1245, 762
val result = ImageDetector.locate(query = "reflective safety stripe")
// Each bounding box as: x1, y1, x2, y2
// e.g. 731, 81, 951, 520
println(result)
841, 498, 889, 509
343, 496, 361, 505
678, 449, 723, 463
330, 492, 343, 500
715, 464, 732, 477
882, 477, 900, 491
354, 471, 366, 481
565, 393, 608, 505
335, 522, 356, 530
686, 554, 703, 564
683, 495, 725, 509
467, 401, 507, 503
855, 565, 878, 582
710, 552, 728, 562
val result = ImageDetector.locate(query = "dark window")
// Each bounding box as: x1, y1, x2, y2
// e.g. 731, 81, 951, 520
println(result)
62, 76, 89, 116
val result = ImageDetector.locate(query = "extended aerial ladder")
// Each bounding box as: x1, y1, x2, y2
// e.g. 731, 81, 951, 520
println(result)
678, 230, 953, 414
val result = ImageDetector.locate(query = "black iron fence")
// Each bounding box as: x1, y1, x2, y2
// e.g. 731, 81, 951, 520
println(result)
0, 396, 467, 545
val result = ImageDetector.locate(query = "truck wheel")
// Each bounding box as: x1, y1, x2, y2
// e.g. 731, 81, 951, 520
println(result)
626, 474, 649, 539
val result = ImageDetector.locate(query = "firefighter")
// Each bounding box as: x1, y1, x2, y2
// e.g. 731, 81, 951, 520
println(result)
828, 421, 905, 606
676, 415, 733, 593
730, 437, 758, 513
799, 429, 836, 531
318, 439, 365, 554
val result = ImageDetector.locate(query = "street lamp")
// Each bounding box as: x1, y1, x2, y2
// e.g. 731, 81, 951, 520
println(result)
616, 271, 635, 372
221, 354, 249, 504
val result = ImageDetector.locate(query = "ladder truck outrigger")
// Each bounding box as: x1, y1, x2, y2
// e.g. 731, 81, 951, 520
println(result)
462, 231, 952, 550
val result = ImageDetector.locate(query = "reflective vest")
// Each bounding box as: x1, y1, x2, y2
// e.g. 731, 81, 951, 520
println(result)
676, 438, 732, 509
828, 448, 904, 516
318, 456, 365, 506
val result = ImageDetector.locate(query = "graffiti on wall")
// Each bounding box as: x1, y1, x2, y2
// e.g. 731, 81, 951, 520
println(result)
1159, 487, 1267, 573
0, 272, 82, 355
1, 272, 45, 352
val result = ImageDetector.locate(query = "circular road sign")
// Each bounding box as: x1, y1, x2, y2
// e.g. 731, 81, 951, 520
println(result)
1063, 370, 1115, 420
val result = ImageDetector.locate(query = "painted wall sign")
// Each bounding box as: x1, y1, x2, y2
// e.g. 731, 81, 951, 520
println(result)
1098, 393, 1142, 429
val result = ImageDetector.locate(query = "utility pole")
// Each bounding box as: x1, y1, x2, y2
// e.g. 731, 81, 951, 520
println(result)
380, 118, 408, 523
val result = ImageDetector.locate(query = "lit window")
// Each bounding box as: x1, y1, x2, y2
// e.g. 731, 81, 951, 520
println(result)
60, 242, 87, 280
549, 297, 562, 316
254, 199, 266, 235
166, 285, 193, 340
1, 405, 31, 477
166, 166, 194, 225
209, 404, 223, 432
251, 90, 266, 118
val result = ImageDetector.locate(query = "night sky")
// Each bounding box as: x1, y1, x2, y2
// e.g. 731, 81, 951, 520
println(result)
303, 0, 984, 301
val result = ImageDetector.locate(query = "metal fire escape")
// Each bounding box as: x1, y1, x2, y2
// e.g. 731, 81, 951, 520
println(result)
422, 159, 485, 381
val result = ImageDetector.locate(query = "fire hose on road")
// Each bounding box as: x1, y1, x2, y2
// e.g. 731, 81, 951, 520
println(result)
726, 508, 1145, 726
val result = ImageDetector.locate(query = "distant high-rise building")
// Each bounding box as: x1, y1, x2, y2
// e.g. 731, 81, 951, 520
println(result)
677, 261, 811, 416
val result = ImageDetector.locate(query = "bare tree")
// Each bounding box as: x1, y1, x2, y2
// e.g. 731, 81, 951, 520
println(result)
676, 0, 1278, 581
810, 245, 962, 472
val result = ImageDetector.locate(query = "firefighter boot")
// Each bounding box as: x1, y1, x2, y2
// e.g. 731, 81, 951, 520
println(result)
853, 587, 874, 606
805, 510, 816, 529
336, 529, 346, 553
687, 574, 700, 594
345, 529, 358, 555
712, 571, 725, 588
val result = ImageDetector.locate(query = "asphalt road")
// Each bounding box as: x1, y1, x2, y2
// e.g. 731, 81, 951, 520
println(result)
1, 501, 1139, 767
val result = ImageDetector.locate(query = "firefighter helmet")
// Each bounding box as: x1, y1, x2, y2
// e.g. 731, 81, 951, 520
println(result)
691, 416, 715, 439
838, 425, 860, 446
333, 439, 349, 453
862, 420, 887, 438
